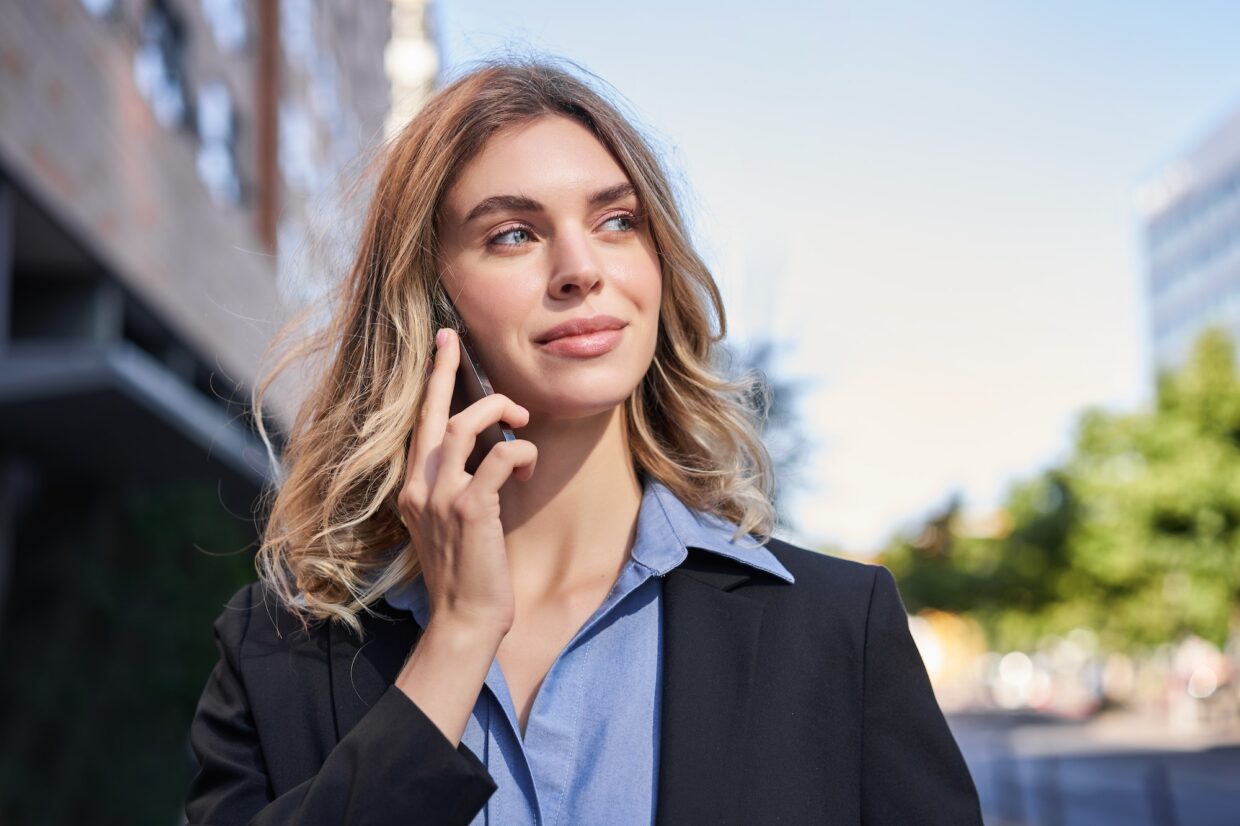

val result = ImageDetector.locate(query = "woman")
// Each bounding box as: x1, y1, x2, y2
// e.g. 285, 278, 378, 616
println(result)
184, 58, 983, 825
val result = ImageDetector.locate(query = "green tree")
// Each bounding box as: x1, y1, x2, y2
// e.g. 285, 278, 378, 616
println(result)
1064, 326, 1240, 649
880, 325, 1240, 653
882, 470, 1080, 650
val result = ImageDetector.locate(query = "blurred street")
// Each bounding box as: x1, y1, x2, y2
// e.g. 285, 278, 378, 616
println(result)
949, 711, 1240, 825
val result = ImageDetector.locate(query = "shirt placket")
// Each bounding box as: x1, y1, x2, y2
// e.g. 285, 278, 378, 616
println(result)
472, 661, 540, 824
486, 558, 652, 826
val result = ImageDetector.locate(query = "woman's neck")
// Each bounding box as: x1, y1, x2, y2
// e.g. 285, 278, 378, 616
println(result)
497, 404, 642, 602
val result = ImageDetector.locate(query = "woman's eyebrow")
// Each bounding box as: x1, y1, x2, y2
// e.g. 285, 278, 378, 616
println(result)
586, 182, 637, 209
463, 193, 540, 225
462, 182, 637, 225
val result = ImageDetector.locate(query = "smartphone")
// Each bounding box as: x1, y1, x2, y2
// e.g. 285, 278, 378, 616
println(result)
449, 326, 518, 474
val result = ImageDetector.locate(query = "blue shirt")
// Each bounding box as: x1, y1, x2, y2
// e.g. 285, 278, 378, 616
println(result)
383, 477, 795, 826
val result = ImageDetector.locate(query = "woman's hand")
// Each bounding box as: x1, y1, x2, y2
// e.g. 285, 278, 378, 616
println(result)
393, 327, 537, 747
397, 327, 538, 639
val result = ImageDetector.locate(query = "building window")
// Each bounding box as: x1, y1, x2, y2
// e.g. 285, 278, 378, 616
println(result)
81, 0, 118, 18
201, 0, 248, 52
133, 2, 189, 129
278, 101, 321, 193
196, 81, 242, 204
281, 0, 317, 67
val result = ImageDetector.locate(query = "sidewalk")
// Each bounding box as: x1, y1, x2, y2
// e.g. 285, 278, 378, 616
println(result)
947, 711, 1240, 826
1001, 709, 1240, 757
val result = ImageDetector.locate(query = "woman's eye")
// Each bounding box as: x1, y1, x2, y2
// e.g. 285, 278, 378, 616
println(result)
602, 214, 635, 232
489, 227, 531, 246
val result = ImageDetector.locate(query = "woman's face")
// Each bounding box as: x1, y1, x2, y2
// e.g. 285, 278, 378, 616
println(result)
435, 114, 662, 420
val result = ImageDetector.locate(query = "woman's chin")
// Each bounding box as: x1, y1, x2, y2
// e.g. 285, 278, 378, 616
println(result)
490, 359, 646, 421
538, 396, 629, 421
521, 384, 637, 423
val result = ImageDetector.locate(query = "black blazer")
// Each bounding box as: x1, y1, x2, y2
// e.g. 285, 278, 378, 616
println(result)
184, 538, 983, 824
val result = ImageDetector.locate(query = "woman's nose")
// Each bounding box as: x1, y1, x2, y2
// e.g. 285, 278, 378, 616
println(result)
547, 232, 603, 298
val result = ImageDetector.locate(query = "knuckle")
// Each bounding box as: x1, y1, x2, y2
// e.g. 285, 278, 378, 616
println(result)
428, 490, 453, 520
501, 440, 530, 462
449, 495, 474, 519
399, 481, 427, 505
458, 489, 497, 520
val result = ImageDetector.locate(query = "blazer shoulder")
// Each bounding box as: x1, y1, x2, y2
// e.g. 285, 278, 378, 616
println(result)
208, 581, 258, 649
211, 580, 327, 655
758, 536, 893, 628
764, 535, 885, 593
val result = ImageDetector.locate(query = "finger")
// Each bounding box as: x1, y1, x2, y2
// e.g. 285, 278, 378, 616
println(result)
439, 394, 530, 481
468, 439, 539, 495
407, 328, 461, 484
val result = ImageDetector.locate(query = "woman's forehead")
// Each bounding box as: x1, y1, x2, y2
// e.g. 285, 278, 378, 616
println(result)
442, 115, 632, 222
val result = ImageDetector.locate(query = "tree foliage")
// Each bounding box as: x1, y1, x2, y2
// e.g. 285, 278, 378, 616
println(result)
881, 326, 1240, 653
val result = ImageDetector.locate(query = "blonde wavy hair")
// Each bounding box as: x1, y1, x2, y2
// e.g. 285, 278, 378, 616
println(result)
252, 57, 777, 637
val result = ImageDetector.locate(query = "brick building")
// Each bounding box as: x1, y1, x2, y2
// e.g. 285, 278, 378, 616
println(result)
0, 0, 437, 818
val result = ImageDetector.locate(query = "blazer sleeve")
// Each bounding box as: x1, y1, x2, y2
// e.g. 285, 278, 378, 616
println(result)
184, 583, 498, 825
860, 566, 983, 825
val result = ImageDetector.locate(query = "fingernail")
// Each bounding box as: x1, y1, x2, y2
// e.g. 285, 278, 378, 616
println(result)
435, 329, 448, 349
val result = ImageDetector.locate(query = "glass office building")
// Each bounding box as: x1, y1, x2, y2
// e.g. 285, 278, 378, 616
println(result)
1140, 103, 1240, 372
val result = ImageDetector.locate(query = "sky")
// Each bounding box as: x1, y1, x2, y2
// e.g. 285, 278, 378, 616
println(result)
434, 1, 1240, 554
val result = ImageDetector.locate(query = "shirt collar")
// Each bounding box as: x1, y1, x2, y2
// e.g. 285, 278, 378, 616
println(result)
633, 477, 794, 583
384, 476, 793, 618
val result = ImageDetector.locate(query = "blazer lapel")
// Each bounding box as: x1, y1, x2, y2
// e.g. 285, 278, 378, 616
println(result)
655, 548, 767, 826
328, 604, 421, 741
325, 550, 769, 824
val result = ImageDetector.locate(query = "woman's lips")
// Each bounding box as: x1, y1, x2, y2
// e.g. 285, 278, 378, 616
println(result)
537, 328, 624, 357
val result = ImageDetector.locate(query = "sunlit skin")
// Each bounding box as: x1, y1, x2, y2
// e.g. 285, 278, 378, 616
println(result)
434, 115, 663, 731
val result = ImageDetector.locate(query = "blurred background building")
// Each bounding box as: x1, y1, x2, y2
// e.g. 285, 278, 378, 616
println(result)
0, 0, 436, 820
1141, 102, 1240, 372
